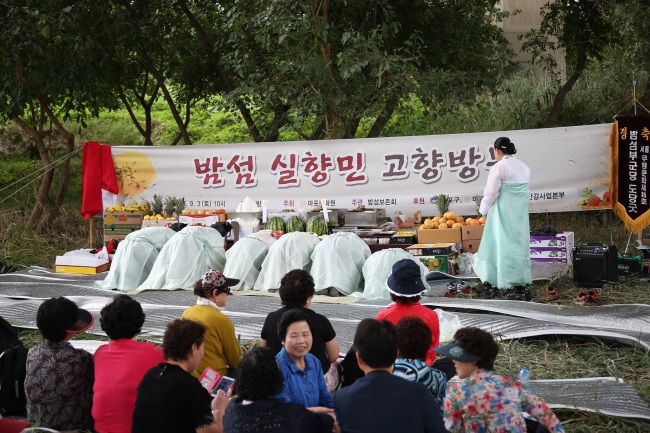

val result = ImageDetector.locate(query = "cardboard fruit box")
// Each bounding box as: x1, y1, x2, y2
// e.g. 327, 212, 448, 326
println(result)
406, 243, 457, 256
529, 232, 574, 264
414, 254, 459, 275
141, 219, 178, 228
417, 228, 462, 245
179, 214, 222, 226
462, 239, 481, 254
104, 211, 146, 242
461, 225, 484, 241
55, 256, 110, 274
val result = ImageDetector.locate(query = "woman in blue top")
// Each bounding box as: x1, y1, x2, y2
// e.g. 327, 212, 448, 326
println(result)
473, 137, 532, 294
275, 308, 334, 413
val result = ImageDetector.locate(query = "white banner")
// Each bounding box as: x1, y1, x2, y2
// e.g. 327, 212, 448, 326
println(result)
110, 123, 613, 215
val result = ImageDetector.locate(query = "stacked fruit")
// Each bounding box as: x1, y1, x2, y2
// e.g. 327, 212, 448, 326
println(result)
420, 193, 487, 230
306, 215, 328, 236
180, 209, 227, 215
285, 216, 307, 233
420, 212, 465, 230
265, 216, 287, 233
105, 199, 150, 213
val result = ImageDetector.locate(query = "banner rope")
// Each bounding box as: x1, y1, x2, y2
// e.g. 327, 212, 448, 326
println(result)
0, 147, 82, 206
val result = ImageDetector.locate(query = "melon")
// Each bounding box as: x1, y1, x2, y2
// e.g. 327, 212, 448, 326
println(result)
306, 215, 329, 236
286, 216, 307, 233
265, 216, 286, 232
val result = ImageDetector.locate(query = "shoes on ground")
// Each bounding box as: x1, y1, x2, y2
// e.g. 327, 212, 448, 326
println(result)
476, 282, 500, 299
504, 285, 532, 301
540, 286, 562, 302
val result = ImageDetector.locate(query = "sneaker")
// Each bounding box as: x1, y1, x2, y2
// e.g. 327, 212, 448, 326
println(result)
444, 281, 457, 298
586, 290, 603, 306
476, 283, 498, 299
574, 291, 588, 305
457, 280, 476, 294
540, 286, 562, 302
504, 286, 531, 301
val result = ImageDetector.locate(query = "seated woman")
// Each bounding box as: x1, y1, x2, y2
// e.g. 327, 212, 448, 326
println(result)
93, 295, 165, 433
261, 269, 339, 374
132, 319, 230, 433
309, 232, 371, 296
98, 225, 184, 291
275, 309, 334, 411
223, 347, 336, 433
376, 259, 440, 365
137, 225, 226, 291
181, 269, 241, 377
437, 327, 565, 433
223, 231, 276, 291
254, 232, 320, 291
24, 297, 95, 432
393, 317, 447, 410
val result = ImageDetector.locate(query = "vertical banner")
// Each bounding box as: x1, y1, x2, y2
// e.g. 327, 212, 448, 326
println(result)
611, 117, 650, 233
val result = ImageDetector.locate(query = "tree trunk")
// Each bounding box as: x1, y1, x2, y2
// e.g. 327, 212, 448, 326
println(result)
342, 115, 361, 139
175, 0, 263, 142
367, 90, 401, 138
34, 89, 75, 231
11, 115, 52, 228
141, 52, 192, 145
263, 103, 291, 142
170, 100, 192, 146
542, 37, 588, 128
310, 0, 338, 138
309, 119, 327, 140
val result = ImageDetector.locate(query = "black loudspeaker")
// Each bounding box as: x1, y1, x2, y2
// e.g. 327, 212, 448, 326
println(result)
572, 244, 619, 287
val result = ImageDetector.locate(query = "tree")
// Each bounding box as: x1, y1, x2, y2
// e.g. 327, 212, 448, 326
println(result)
521, 0, 618, 127
0, 1, 121, 228
167, 0, 515, 141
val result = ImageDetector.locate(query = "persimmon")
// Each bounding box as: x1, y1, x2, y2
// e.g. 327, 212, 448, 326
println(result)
443, 211, 457, 220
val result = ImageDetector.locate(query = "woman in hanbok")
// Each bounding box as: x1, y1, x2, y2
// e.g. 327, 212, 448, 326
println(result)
254, 232, 319, 291
98, 225, 184, 291
136, 225, 226, 291
473, 137, 532, 296
310, 232, 370, 296
223, 231, 276, 291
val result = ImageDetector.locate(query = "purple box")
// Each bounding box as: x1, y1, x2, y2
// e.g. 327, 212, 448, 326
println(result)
529, 232, 574, 248
530, 257, 570, 263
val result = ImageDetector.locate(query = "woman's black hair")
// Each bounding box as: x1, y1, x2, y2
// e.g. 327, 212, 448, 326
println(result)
277, 308, 311, 342
278, 269, 315, 308
163, 319, 206, 361
36, 297, 79, 342
100, 294, 145, 340
454, 327, 500, 370
234, 347, 283, 400
494, 137, 517, 155
396, 316, 432, 360
389, 293, 421, 304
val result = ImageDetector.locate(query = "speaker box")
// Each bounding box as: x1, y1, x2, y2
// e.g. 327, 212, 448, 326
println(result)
572, 244, 618, 287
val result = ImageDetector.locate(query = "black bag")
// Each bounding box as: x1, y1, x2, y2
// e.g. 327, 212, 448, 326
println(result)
0, 343, 28, 416
339, 348, 364, 388
0, 316, 19, 354
0, 317, 27, 416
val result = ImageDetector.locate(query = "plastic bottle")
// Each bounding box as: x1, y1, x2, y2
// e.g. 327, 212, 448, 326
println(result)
518, 368, 530, 386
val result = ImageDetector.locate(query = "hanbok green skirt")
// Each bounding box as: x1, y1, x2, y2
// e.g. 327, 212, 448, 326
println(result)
473, 183, 532, 288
